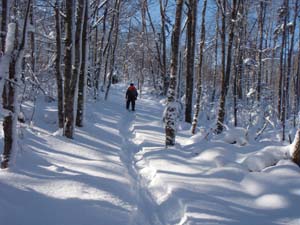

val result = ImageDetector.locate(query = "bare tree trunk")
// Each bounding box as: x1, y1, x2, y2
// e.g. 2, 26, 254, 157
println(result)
146, 2, 163, 91
233, 37, 240, 127
104, 0, 121, 100
288, 0, 297, 127
0, 0, 9, 96
256, 1, 265, 102
137, 0, 147, 96
102, 44, 111, 92
297, 28, 300, 117
122, 19, 132, 83
294, 11, 300, 127
165, 0, 184, 146
233, 2, 246, 126
2, 58, 16, 169
63, 0, 75, 138
279, 0, 288, 141
95, 2, 108, 96
1, 0, 31, 168
0, 0, 8, 53
278, 1, 287, 121
215, 0, 227, 133
216, 0, 239, 133
29, 0, 35, 73
102, 2, 116, 93
211, 9, 219, 103
76, 0, 89, 127
184, 0, 197, 123
177, 51, 183, 100
93, 18, 99, 97
159, 0, 168, 95
191, 0, 207, 134
270, 36, 278, 112
54, 0, 64, 128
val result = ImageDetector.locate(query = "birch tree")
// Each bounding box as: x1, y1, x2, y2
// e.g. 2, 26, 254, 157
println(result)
256, 1, 266, 102
63, 0, 76, 138
1, 0, 31, 168
76, 0, 89, 127
191, 0, 207, 134
165, 0, 184, 146
54, 0, 64, 128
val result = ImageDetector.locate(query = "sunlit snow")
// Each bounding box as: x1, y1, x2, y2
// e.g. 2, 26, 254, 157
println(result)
0, 84, 299, 225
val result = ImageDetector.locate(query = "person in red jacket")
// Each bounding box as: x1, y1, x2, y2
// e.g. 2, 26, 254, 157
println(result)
126, 83, 138, 111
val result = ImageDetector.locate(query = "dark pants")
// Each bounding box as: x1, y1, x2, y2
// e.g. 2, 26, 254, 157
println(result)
126, 99, 135, 111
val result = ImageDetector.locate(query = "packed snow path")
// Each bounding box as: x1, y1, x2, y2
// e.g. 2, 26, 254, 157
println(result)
118, 103, 164, 225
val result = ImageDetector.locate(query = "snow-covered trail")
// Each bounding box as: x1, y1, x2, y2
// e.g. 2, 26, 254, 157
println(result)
107, 86, 165, 225
0, 85, 165, 225
1, 84, 300, 225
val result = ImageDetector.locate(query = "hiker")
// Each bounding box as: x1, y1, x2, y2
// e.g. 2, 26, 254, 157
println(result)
126, 83, 138, 111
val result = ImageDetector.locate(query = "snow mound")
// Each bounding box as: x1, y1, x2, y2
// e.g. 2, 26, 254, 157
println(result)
242, 145, 289, 172
288, 129, 300, 158
223, 127, 248, 146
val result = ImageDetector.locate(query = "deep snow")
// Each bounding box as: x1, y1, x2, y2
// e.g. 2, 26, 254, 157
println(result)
0, 84, 300, 225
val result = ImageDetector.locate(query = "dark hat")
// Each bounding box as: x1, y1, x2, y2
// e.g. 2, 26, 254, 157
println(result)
130, 83, 134, 86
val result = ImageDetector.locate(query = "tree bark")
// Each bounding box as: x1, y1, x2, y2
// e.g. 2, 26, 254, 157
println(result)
211, 9, 219, 103
104, 0, 121, 100
54, 0, 64, 128
1, 0, 31, 168
256, 1, 265, 102
0, 0, 9, 96
191, 0, 207, 134
76, 0, 89, 127
287, 0, 297, 127
159, 0, 168, 95
165, 0, 184, 146
146, 2, 163, 91
2, 58, 16, 169
216, 0, 238, 133
233, 2, 245, 126
29, 0, 35, 74
63, 0, 75, 138
0, 0, 8, 52
279, 0, 288, 141
185, 0, 197, 124
215, 0, 227, 133
95, 2, 108, 96
122, 19, 132, 84
294, 7, 300, 127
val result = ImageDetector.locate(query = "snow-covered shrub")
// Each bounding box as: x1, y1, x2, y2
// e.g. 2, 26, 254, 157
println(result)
242, 146, 289, 172
223, 127, 248, 146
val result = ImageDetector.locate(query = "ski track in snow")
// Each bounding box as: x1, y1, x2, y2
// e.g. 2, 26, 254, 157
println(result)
102, 89, 192, 225
117, 94, 164, 225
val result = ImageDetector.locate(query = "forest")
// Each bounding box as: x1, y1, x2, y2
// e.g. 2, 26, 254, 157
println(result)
1, 0, 300, 167
0, 0, 300, 224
